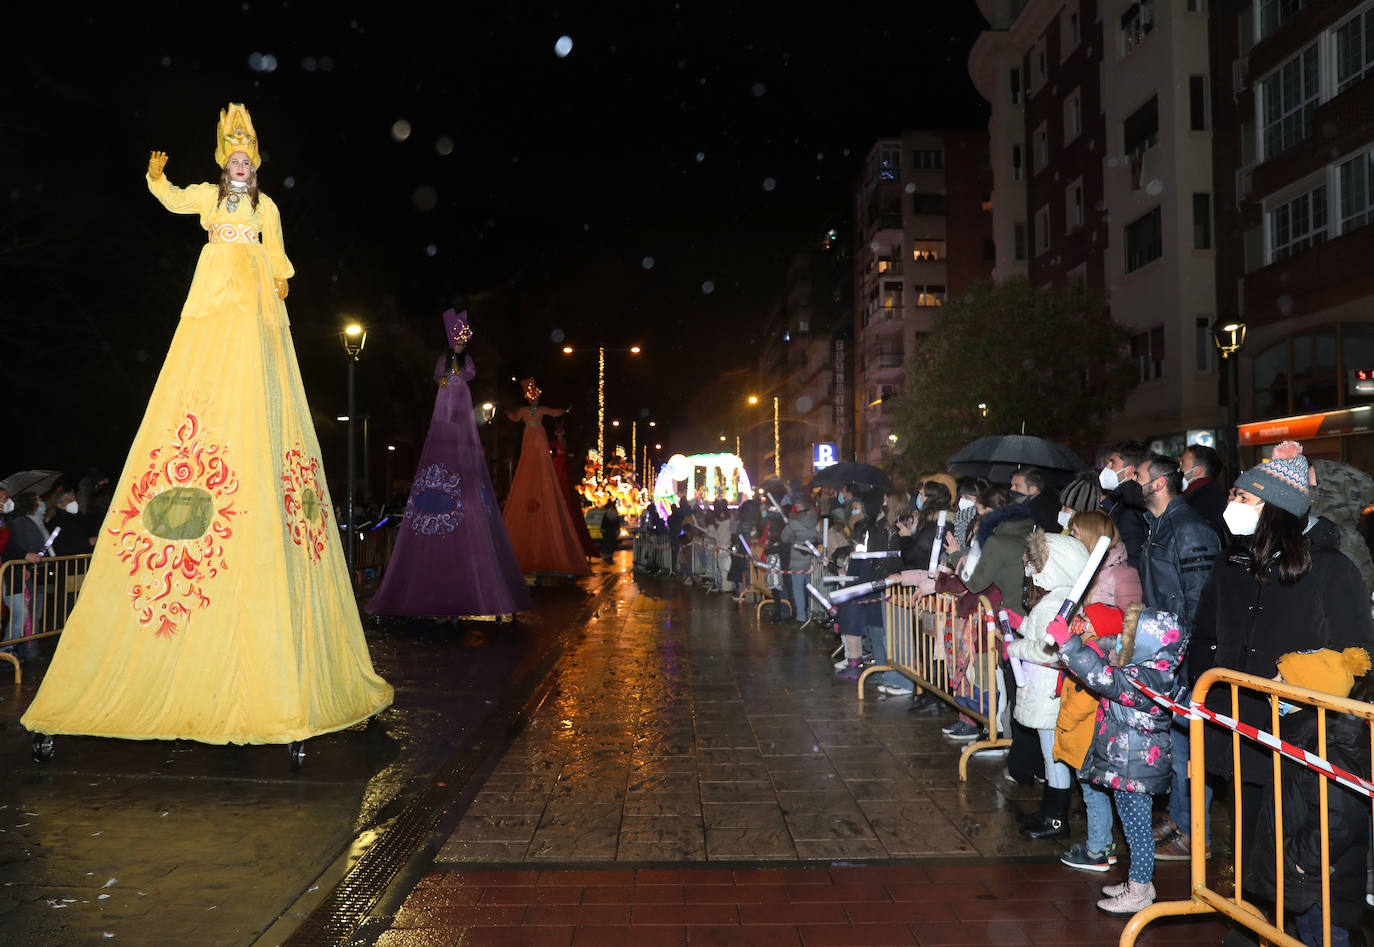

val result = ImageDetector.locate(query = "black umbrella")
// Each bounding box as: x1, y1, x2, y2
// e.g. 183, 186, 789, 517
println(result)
947, 435, 1087, 484
808, 462, 893, 491
0, 470, 62, 496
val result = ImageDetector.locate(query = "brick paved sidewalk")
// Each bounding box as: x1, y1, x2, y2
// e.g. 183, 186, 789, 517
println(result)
378, 862, 1233, 946
370, 571, 1244, 945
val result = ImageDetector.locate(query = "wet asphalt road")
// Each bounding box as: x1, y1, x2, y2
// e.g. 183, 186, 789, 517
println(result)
0, 564, 614, 946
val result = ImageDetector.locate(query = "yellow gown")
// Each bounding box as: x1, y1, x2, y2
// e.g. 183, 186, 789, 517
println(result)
21, 175, 393, 744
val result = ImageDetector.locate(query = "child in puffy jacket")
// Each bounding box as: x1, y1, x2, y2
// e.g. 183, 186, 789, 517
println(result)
1048, 604, 1189, 916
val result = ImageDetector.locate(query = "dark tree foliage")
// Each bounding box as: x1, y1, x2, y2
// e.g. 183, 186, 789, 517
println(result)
886, 279, 1135, 480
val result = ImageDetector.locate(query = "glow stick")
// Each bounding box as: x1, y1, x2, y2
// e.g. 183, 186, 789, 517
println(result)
828, 574, 900, 604
822, 518, 828, 552
927, 510, 947, 572
737, 535, 757, 563
998, 609, 1028, 687
42, 527, 61, 556
804, 541, 822, 559
850, 550, 899, 559
764, 492, 789, 523
1056, 535, 1111, 623
806, 583, 837, 616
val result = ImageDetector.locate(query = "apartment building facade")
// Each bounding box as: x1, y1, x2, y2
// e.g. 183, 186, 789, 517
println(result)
1212, 0, 1374, 467
852, 132, 994, 464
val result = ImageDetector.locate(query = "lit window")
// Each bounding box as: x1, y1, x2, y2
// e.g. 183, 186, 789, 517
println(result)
911, 239, 945, 261
879, 143, 900, 182
1269, 184, 1328, 261
915, 285, 946, 307
1121, 1, 1155, 55
1259, 45, 1318, 161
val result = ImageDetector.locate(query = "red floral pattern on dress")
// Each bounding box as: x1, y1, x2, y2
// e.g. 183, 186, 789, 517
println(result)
108, 412, 239, 637
282, 445, 330, 561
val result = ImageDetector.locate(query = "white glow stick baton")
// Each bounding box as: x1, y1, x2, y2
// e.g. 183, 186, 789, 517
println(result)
804, 541, 822, 559
765, 492, 789, 523
850, 550, 899, 559
806, 583, 837, 616
998, 609, 1028, 687
927, 510, 947, 572
41, 527, 61, 556
828, 574, 900, 604
1055, 535, 1111, 624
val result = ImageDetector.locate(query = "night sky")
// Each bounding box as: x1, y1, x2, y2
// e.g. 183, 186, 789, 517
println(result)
7, 6, 988, 487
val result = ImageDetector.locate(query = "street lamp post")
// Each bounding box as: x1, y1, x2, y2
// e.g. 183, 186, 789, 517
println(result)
341, 323, 367, 578
561, 342, 640, 482
1212, 318, 1248, 481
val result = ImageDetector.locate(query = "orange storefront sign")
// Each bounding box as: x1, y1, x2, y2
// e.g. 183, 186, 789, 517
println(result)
1238, 406, 1374, 446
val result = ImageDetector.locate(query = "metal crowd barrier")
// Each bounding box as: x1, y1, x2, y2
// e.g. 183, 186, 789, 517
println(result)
0, 554, 94, 684
353, 522, 397, 580
632, 531, 673, 574
862, 589, 1009, 780
1124, 667, 1374, 947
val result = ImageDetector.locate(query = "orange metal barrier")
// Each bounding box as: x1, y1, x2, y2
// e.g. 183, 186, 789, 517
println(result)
863, 589, 1009, 780
0, 554, 94, 684
1123, 666, 1374, 947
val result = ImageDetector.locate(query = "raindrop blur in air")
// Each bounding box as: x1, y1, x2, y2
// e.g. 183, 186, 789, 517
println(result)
412, 185, 438, 212
435, 136, 455, 156
702, 281, 715, 294
554, 36, 574, 57
762, 177, 776, 192
391, 120, 412, 142
641, 256, 655, 270
1145, 179, 1164, 196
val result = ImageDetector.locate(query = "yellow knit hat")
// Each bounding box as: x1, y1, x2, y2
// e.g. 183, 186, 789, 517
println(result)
1277, 647, 1372, 699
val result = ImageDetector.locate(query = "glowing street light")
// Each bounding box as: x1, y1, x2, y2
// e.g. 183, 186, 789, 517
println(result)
562, 342, 642, 479
340, 321, 368, 578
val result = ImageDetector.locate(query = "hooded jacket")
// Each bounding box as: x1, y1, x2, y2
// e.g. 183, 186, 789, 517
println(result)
1087, 541, 1142, 610
1311, 459, 1374, 595
960, 505, 1037, 618
1193, 517, 1374, 782
1007, 532, 1089, 730
1057, 605, 1187, 795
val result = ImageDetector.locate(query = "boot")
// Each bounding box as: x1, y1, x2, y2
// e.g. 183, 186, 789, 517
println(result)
1020, 786, 1071, 839
1016, 785, 1051, 828
1096, 880, 1155, 916
835, 659, 863, 680
769, 590, 787, 623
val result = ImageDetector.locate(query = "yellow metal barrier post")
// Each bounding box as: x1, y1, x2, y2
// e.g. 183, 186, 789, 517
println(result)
0, 554, 94, 685
1122, 666, 1374, 947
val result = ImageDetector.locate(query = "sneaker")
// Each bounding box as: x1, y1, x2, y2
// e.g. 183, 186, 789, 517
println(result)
1060, 842, 1118, 873
943, 720, 980, 741
1097, 880, 1155, 915
1156, 832, 1210, 861
940, 719, 966, 735
1152, 814, 1181, 844
877, 682, 915, 697
835, 660, 863, 681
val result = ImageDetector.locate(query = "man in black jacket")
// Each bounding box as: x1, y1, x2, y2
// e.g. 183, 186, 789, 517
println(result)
1098, 440, 1150, 568
1127, 452, 1222, 863
1179, 443, 1228, 543
1010, 466, 1061, 533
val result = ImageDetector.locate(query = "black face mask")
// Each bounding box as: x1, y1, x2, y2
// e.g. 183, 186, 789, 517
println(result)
1009, 490, 1028, 501
1117, 479, 1146, 508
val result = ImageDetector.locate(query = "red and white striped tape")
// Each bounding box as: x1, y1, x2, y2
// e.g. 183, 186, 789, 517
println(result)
1126, 677, 1374, 800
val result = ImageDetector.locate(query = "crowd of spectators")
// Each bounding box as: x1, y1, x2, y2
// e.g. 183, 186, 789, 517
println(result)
644, 439, 1374, 937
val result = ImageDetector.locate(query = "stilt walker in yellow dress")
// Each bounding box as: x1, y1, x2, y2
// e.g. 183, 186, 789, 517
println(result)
22, 104, 393, 758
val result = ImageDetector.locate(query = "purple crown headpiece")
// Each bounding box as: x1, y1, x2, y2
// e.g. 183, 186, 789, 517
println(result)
442, 308, 473, 347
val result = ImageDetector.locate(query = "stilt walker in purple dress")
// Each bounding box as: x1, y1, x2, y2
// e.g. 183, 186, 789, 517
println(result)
366, 310, 532, 618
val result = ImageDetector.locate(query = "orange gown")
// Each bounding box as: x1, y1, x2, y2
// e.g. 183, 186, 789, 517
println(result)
501, 406, 591, 575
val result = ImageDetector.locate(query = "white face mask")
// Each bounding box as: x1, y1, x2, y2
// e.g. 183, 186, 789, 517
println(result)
1, 499, 12, 514
64, 501, 79, 515
1223, 500, 1261, 536
1098, 467, 1120, 491
958, 497, 975, 511
1056, 510, 1072, 529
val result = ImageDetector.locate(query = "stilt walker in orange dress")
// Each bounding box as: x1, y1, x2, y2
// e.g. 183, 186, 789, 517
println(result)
501, 379, 591, 576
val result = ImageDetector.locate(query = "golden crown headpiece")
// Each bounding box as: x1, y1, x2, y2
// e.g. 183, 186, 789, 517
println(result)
215, 103, 261, 169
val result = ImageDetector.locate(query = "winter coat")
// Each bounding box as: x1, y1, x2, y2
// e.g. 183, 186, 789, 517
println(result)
1008, 586, 1073, 730
1021, 490, 1062, 534
1103, 487, 1149, 569
1245, 712, 1371, 931
960, 506, 1037, 618
838, 515, 914, 629
1054, 625, 1116, 769
780, 509, 819, 564
1139, 496, 1221, 627
1058, 606, 1187, 796
1311, 459, 1374, 596
2, 513, 46, 596
1193, 518, 1374, 782
1181, 476, 1228, 544
1087, 542, 1142, 610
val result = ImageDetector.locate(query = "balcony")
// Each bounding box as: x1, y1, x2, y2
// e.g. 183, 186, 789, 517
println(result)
876, 260, 904, 275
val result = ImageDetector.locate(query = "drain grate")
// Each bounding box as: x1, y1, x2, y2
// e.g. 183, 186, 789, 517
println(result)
283, 574, 618, 947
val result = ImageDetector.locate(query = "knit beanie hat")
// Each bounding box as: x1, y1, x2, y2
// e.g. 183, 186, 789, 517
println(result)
1058, 473, 1101, 513
1234, 440, 1311, 517
1081, 602, 1124, 639
1277, 647, 1372, 699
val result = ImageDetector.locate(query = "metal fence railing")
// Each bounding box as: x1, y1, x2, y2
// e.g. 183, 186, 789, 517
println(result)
0, 553, 94, 683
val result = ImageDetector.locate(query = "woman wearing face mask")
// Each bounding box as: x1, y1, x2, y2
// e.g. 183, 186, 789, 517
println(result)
1191, 441, 1374, 862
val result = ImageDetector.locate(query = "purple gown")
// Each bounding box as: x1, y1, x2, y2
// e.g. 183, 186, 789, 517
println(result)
365, 353, 532, 617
